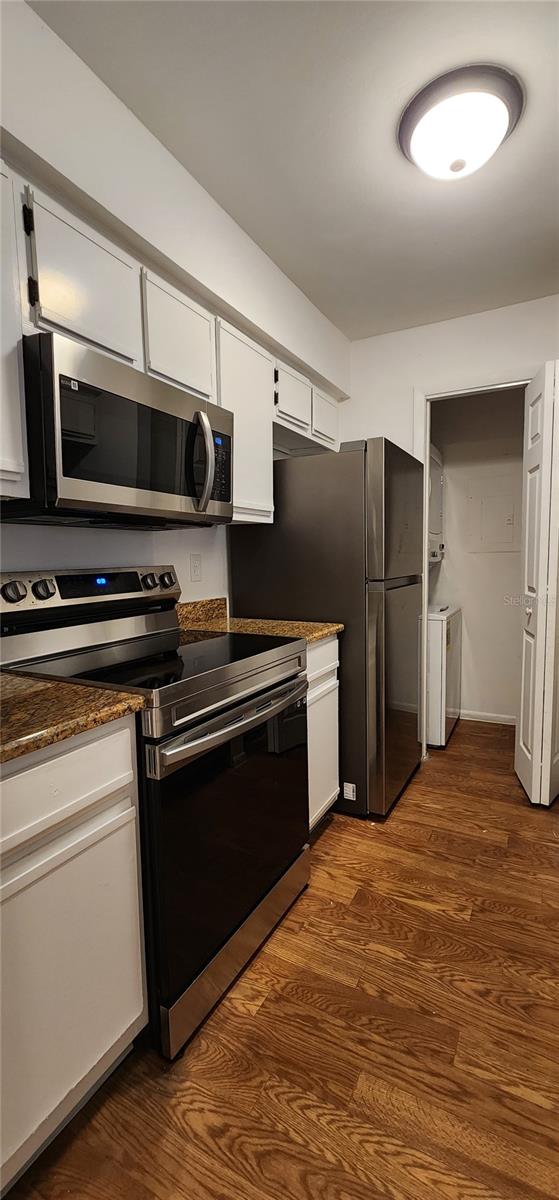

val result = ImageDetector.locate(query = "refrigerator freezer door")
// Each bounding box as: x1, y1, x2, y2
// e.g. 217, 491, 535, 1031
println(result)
367, 579, 422, 815
366, 439, 424, 580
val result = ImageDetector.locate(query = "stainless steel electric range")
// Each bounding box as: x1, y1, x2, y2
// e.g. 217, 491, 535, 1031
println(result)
1, 566, 310, 1058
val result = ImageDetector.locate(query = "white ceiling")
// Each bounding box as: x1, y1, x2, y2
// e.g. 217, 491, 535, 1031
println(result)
28, 1, 559, 340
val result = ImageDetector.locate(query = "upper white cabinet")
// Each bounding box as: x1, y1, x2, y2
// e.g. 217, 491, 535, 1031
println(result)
21, 184, 143, 364
142, 269, 216, 399
218, 320, 274, 522
312, 387, 340, 450
274, 361, 312, 434
1, 166, 29, 498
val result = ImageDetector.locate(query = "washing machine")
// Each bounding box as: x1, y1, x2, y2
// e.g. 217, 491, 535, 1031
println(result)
427, 604, 462, 747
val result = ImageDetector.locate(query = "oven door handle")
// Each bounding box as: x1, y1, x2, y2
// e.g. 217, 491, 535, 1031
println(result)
148, 677, 307, 780
195, 411, 216, 513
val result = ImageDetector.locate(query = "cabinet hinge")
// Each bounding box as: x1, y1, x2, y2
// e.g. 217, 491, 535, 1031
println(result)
274, 390, 279, 406
274, 368, 279, 384
27, 276, 39, 307
22, 203, 34, 236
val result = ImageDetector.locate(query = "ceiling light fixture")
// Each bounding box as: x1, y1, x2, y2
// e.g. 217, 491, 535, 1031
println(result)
398, 64, 524, 181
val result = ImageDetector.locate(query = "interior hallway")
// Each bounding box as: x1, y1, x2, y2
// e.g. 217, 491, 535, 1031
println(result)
13, 721, 559, 1200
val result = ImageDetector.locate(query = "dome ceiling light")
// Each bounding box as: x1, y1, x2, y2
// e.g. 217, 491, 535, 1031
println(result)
398, 64, 525, 181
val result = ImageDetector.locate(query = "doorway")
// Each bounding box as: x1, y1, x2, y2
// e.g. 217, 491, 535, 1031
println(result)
419, 364, 558, 807
429, 387, 525, 730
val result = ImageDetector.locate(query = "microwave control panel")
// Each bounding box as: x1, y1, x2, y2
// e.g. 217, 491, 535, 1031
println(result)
212, 433, 232, 502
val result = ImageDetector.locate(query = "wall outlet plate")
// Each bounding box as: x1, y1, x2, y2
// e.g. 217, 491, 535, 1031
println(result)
343, 782, 357, 802
190, 553, 202, 583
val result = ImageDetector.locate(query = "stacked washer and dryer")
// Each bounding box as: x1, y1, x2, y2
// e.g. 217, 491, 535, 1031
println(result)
427, 444, 462, 748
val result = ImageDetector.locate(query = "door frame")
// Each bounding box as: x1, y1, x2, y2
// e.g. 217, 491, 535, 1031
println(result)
414, 377, 533, 759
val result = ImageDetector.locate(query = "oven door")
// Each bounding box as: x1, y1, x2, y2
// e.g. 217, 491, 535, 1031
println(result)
142, 675, 309, 1056
30, 332, 233, 523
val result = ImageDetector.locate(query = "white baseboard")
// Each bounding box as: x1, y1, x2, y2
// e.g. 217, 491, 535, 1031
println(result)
460, 710, 517, 726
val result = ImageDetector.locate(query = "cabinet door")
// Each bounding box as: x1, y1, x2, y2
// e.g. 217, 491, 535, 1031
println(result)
308, 679, 340, 828
142, 270, 216, 398
22, 185, 143, 364
218, 321, 274, 522
307, 636, 340, 828
275, 362, 312, 433
0, 719, 146, 1191
1, 169, 28, 498
312, 388, 340, 449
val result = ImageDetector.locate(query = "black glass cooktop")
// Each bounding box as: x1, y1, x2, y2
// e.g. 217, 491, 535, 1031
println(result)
51, 630, 301, 693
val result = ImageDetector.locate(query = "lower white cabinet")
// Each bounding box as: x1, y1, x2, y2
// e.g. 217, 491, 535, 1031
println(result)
0, 717, 147, 1193
307, 636, 340, 828
218, 320, 274, 522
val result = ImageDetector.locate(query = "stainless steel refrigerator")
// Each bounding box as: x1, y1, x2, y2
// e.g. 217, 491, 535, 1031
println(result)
229, 438, 424, 817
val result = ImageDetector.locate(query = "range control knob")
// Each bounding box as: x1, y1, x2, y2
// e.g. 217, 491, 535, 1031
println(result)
32, 578, 56, 601
141, 572, 158, 591
1, 579, 28, 604
159, 571, 175, 589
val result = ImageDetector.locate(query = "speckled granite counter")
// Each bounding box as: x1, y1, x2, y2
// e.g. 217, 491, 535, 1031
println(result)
0, 672, 145, 766
177, 598, 343, 644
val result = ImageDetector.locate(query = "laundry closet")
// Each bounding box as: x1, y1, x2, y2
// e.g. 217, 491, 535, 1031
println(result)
426, 387, 525, 744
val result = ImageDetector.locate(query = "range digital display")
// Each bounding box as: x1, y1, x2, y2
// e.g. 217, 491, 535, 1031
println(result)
55, 571, 142, 600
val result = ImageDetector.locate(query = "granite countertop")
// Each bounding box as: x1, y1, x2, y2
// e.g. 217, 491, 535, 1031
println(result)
0, 672, 145, 766
176, 598, 344, 644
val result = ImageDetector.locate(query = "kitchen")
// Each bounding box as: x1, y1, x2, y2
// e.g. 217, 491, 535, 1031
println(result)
1, 2, 559, 1198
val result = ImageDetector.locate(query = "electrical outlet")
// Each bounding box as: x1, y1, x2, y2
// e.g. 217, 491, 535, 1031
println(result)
190, 553, 202, 583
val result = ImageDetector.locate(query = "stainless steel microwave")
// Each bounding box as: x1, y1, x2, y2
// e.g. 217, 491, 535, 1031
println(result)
3, 331, 233, 528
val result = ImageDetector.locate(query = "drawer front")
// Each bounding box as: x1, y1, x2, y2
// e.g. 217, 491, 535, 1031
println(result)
1, 721, 135, 854
312, 389, 339, 446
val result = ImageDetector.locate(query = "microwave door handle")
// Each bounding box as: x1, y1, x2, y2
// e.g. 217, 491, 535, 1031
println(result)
149, 678, 307, 780
195, 410, 215, 513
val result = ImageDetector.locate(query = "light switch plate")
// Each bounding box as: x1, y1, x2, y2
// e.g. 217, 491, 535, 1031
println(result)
190, 553, 202, 582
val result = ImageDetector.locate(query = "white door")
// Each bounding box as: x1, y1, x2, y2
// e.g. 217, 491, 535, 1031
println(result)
515, 362, 557, 804
541, 376, 559, 806
218, 321, 274, 523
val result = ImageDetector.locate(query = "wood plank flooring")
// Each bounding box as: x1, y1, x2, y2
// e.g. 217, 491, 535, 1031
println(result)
12, 721, 559, 1200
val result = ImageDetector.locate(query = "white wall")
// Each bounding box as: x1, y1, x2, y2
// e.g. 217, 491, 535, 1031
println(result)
1, 1, 349, 397
0, 524, 228, 603
430, 391, 524, 723
346, 295, 559, 456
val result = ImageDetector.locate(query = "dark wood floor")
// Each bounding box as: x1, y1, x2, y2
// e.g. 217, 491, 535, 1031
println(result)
13, 721, 559, 1200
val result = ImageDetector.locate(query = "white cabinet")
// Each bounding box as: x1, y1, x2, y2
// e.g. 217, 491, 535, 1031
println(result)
20, 184, 143, 364
274, 361, 312, 434
312, 388, 340, 449
307, 636, 340, 828
142, 269, 216, 398
218, 321, 274, 523
0, 717, 147, 1193
1, 166, 29, 498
